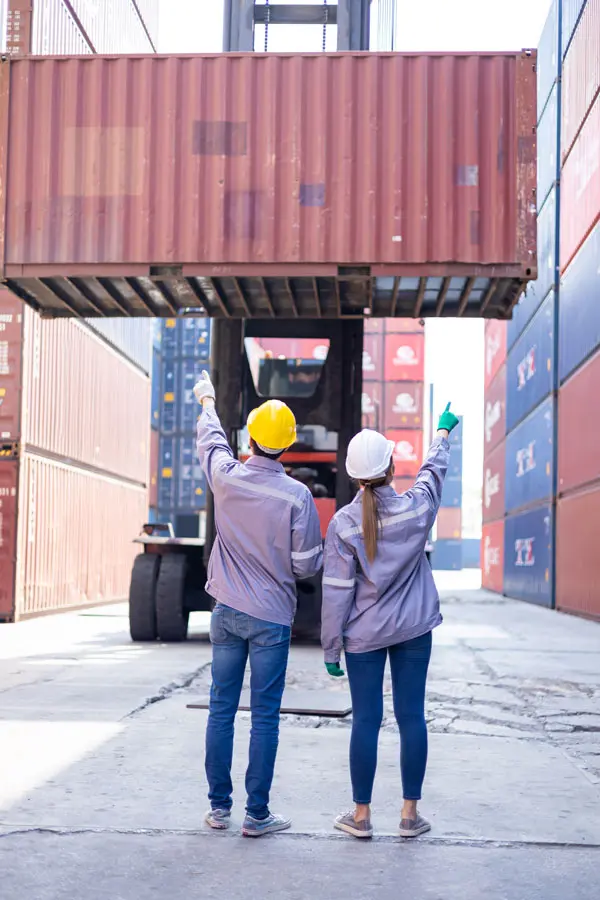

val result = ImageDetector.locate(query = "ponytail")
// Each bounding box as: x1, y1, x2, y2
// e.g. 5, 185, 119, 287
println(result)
362, 483, 379, 563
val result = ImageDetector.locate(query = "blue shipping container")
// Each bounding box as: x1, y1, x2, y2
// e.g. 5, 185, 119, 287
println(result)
462, 539, 481, 569
158, 436, 177, 509
505, 396, 554, 514
536, 85, 558, 212
559, 220, 600, 383
431, 540, 462, 571
178, 435, 207, 510
181, 317, 211, 360
537, 0, 559, 117
162, 318, 179, 355
504, 504, 554, 607
449, 418, 463, 447
441, 475, 462, 508
447, 443, 463, 479
84, 318, 153, 374
179, 359, 208, 433
562, 0, 586, 59
152, 319, 162, 352
160, 359, 178, 434
151, 349, 161, 429
506, 291, 555, 432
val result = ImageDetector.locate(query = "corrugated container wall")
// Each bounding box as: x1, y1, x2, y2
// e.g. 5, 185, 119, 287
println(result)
69, 0, 156, 52
484, 365, 507, 455
0, 0, 7, 51
556, 489, 600, 619
505, 396, 554, 514
483, 440, 506, 523
84, 319, 153, 373
484, 320, 507, 391
32, 0, 93, 55
0, 53, 537, 276
537, 86, 558, 210
481, 519, 504, 593
22, 312, 150, 484
0, 291, 23, 441
14, 454, 147, 618
560, 91, 600, 272
504, 504, 554, 607
558, 347, 600, 495
537, 0, 559, 116
561, 0, 600, 161
506, 292, 555, 432
0, 460, 18, 620
559, 219, 600, 382
562, 0, 588, 58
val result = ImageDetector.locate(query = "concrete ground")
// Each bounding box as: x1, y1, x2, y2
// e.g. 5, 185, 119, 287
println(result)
1, 576, 600, 899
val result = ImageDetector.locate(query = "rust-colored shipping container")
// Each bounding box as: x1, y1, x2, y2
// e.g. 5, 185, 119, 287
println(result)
484, 319, 507, 390
556, 489, 600, 620
437, 506, 462, 540
362, 381, 382, 429
484, 364, 507, 455
384, 333, 425, 382
383, 381, 424, 429
560, 92, 600, 273
13, 452, 147, 619
483, 439, 506, 523
558, 347, 600, 496
385, 318, 425, 334
0, 52, 537, 320
149, 427, 159, 509
561, 0, 600, 163
363, 334, 383, 381
387, 429, 423, 478
481, 519, 504, 594
393, 477, 415, 496
0, 461, 18, 621
22, 312, 150, 483
0, 291, 23, 441
257, 337, 329, 362
364, 319, 383, 334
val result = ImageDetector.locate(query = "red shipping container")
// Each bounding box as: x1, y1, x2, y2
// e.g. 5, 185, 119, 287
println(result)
481, 519, 505, 593
556, 489, 600, 619
258, 338, 329, 361
384, 334, 425, 382
558, 347, 600, 496
0, 292, 23, 442
0, 461, 19, 621
387, 429, 423, 478
385, 319, 425, 334
364, 319, 383, 334
561, 0, 600, 163
484, 319, 507, 390
0, 53, 536, 320
484, 363, 507, 455
383, 381, 424, 429
149, 428, 159, 508
393, 477, 415, 495
483, 440, 506, 523
437, 506, 462, 539
561, 93, 600, 273
363, 334, 383, 381
362, 381, 382, 430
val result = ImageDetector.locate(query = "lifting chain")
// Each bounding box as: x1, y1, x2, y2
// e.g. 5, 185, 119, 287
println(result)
264, 0, 270, 52
323, 0, 328, 52
263, 1, 329, 54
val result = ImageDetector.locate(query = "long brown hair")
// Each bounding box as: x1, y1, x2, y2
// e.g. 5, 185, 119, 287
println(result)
360, 464, 393, 563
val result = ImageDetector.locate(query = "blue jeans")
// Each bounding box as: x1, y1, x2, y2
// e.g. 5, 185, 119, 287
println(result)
205, 603, 291, 819
345, 631, 432, 804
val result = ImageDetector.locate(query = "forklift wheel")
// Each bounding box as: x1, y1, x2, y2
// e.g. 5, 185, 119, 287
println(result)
129, 554, 160, 642
156, 554, 190, 642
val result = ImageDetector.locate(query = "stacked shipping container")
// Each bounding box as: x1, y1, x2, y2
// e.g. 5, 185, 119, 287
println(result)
482, 0, 600, 620
0, 0, 157, 621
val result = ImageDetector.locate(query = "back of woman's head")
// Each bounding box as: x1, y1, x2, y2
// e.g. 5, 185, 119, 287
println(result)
345, 429, 395, 563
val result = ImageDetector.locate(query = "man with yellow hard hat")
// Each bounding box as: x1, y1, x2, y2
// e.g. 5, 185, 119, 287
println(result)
193, 370, 323, 838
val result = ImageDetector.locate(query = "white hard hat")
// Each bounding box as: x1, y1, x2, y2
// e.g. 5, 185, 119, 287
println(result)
346, 429, 395, 481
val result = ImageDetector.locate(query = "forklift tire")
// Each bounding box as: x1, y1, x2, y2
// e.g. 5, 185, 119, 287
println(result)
156, 554, 190, 642
129, 554, 160, 642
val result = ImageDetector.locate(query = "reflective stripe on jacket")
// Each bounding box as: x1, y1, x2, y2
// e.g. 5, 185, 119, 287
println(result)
197, 407, 323, 626
321, 436, 450, 662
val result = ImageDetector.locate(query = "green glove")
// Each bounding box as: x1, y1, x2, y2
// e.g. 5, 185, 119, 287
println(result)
325, 662, 345, 677
437, 402, 460, 434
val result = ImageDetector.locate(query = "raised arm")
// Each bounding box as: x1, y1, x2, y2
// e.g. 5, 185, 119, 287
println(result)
194, 371, 236, 491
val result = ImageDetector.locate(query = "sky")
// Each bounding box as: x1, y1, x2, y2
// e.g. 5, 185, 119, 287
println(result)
158, 0, 553, 538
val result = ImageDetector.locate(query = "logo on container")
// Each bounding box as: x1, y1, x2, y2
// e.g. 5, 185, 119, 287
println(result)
485, 331, 500, 376
484, 468, 500, 509
485, 400, 502, 443
516, 347, 536, 390
516, 441, 536, 477
392, 393, 417, 414
392, 344, 419, 367
394, 440, 417, 462
515, 537, 535, 567
312, 344, 328, 361
483, 534, 500, 576
362, 350, 376, 372
362, 392, 376, 415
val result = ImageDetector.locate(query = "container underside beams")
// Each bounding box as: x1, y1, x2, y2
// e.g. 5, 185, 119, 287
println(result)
3, 273, 528, 320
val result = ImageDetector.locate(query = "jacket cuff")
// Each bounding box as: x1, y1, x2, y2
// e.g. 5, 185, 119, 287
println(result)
324, 648, 341, 664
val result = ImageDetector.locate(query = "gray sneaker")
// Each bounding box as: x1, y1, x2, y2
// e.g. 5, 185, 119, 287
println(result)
399, 814, 431, 838
334, 811, 373, 839
242, 813, 291, 837
205, 808, 231, 830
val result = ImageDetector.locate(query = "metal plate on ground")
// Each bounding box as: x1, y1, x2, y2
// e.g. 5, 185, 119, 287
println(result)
187, 689, 352, 718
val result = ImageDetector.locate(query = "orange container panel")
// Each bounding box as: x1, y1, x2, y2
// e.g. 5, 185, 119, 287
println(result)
0, 52, 537, 320
14, 453, 147, 619
556, 488, 600, 620
437, 506, 462, 539
21, 312, 150, 483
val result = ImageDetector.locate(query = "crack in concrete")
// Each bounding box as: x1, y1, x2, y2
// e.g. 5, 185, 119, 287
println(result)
124, 663, 212, 719
1, 825, 599, 851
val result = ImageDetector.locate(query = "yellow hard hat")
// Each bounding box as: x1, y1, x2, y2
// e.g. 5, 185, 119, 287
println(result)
247, 400, 297, 453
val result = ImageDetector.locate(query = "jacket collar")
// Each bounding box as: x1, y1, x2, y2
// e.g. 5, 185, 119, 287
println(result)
245, 455, 285, 474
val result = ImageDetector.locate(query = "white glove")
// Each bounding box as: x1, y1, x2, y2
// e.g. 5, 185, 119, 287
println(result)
193, 370, 216, 405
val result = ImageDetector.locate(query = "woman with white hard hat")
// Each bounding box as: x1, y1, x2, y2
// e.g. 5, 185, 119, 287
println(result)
321, 404, 460, 840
